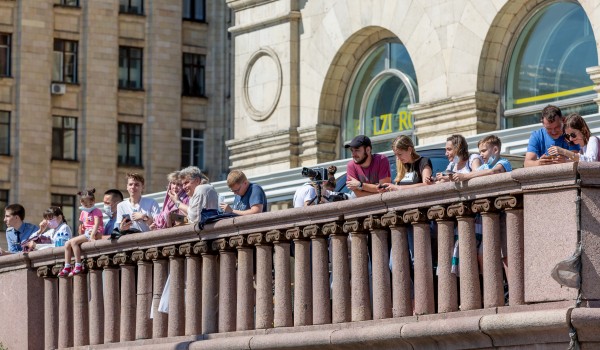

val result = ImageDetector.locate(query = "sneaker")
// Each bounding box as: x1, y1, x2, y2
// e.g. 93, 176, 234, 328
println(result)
57, 266, 72, 278
69, 265, 84, 277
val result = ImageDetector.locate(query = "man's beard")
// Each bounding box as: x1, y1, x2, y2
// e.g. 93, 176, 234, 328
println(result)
354, 153, 368, 165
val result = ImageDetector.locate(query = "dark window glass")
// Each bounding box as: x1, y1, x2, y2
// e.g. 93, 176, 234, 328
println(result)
119, 46, 143, 89
118, 123, 142, 166
182, 53, 206, 97
183, 0, 205, 21
0, 190, 7, 231
0, 111, 10, 155
52, 116, 77, 160
119, 0, 143, 14
55, 0, 79, 6
53, 39, 78, 83
0, 33, 10, 77
51, 193, 76, 232
181, 128, 204, 168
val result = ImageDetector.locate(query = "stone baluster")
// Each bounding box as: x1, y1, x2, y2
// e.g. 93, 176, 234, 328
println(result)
180, 243, 202, 335
381, 211, 412, 317
146, 248, 168, 338
323, 222, 350, 323
131, 250, 152, 340
162, 246, 185, 337
72, 262, 89, 347
448, 202, 482, 311
427, 206, 458, 313
197, 241, 218, 334
114, 253, 136, 341
472, 199, 504, 308
86, 258, 104, 345
344, 219, 372, 321
286, 227, 312, 326
304, 224, 331, 325
495, 195, 524, 305
230, 235, 254, 331
214, 238, 237, 332
53, 264, 74, 348
38, 266, 58, 350
266, 230, 292, 328
98, 255, 120, 343
404, 209, 435, 315
249, 232, 275, 329
364, 215, 392, 320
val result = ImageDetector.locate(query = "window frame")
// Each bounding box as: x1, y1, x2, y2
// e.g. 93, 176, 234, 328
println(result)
183, 0, 206, 22
51, 193, 77, 232
0, 33, 10, 78
181, 128, 205, 169
118, 122, 143, 167
52, 116, 78, 161
0, 111, 10, 156
55, 0, 80, 7
119, 0, 144, 15
53, 39, 78, 83
182, 53, 206, 97
118, 46, 144, 90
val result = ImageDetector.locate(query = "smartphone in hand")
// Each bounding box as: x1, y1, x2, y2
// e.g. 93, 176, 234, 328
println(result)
377, 183, 389, 189
122, 214, 131, 222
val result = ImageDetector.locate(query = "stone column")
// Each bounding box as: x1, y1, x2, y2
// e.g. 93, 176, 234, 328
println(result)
266, 230, 292, 328
404, 209, 435, 315
586, 66, 600, 108
86, 258, 104, 345
381, 212, 412, 317
344, 219, 371, 321
364, 215, 392, 320
230, 235, 255, 331
114, 253, 136, 342
55, 264, 74, 348
448, 203, 482, 311
428, 206, 458, 313
214, 238, 237, 332
73, 265, 89, 346
98, 255, 120, 343
200, 242, 219, 334
323, 222, 350, 323
132, 250, 152, 340
249, 233, 275, 329
473, 199, 504, 308
305, 225, 331, 325
38, 267, 58, 350
146, 248, 168, 338
182, 243, 202, 335
162, 246, 185, 337
286, 227, 312, 326
496, 196, 524, 305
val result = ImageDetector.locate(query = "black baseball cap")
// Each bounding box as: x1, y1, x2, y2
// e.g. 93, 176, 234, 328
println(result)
345, 135, 372, 148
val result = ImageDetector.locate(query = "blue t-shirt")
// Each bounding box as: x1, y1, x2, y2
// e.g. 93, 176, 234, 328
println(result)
478, 157, 512, 172
232, 183, 267, 213
6, 222, 39, 253
527, 128, 579, 157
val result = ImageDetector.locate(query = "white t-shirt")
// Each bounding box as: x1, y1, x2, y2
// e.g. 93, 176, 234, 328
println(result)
580, 136, 600, 162
293, 183, 317, 208
446, 154, 483, 174
187, 184, 219, 224
117, 197, 160, 232
38, 223, 72, 250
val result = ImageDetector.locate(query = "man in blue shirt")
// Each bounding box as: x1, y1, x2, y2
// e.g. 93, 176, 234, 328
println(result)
2, 204, 39, 254
103, 189, 123, 235
220, 170, 267, 215
525, 105, 580, 167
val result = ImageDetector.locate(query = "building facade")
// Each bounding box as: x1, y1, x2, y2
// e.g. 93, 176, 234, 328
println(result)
0, 0, 232, 237
226, 0, 600, 175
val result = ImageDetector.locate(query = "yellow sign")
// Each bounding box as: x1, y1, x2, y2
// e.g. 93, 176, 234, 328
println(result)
371, 111, 413, 135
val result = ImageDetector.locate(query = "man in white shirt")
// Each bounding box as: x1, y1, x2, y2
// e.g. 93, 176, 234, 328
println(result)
117, 173, 160, 233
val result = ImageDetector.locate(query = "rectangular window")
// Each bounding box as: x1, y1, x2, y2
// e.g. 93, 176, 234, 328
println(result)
119, 0, 143, 15
53, 39, 78, 83
51, 194, 76, 232
119, 46, 143, 90
55, 0, 80, 6
118, 123, 142, 166
181, 128, 204, 169
183, 0, 205, 22
52, 116, 77, 160
0, 190, 7, 231
0, 111, 9, 155
0, 33, 10, 77
182, 53, 206, 97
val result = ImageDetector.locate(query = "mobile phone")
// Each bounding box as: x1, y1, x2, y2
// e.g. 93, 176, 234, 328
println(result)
442, 170, 455, 176
123, 214, 131, 222
377, 183, 389, 189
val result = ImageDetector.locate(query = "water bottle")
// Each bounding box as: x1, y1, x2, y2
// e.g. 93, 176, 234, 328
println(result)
218, 195, 225, 213
55, 231, 68, 247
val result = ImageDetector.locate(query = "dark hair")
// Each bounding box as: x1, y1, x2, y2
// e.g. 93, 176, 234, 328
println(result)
541, 105, 563, 123
78, 188, 96, 201
564, 113, 591, 145
5, 204, 25, 220
104, 189, 124, 202
446, 134, 469, 161
43, 206, 66, 223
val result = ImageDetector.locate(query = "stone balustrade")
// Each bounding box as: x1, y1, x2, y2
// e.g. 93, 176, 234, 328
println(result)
3, 163, 600, 349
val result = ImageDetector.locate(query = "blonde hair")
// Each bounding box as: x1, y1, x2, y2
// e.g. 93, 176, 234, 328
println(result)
392, 135, 419, 184
227, 169, 247, 187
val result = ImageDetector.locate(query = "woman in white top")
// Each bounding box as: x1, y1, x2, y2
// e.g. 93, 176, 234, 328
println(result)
25, 206, 72, 251
436, 134, 483, 182
548, 113, 599, 162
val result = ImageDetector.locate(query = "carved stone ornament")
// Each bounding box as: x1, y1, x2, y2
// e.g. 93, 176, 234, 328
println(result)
162, 245, 179, 258
471, 198, 497, 214
51, 264, 63, 276
97, 255, 114, 268
494, 195, 521, 210
113, 252, 132, 265
447, 202, 473, 218
322, 222, 344, 236
381, 211, 402, 227
131, 250, 146, 262
285, 227, 303, 240
248, 233, 266, 245
37, 266, 52, 278
343, 219, 362, 233
145, 248, 161, 261
242, 47, 283, 122
303, 225, 321, 238
229, 235, 248, 248
193, 241, 210, 255
363, 215, 382, 230
403, 209, 426, 224
266, 230, 287, 243
86, 257, 98, 269
212, 238, 230, 251
179, 243, 193, 256
427, 206, 448, 221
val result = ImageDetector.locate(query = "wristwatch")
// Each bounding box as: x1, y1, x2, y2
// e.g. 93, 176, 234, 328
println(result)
175, 201, 180, 209
357, 181, 363, 190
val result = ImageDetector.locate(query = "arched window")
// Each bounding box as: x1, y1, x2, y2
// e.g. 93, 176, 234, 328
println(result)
504, 1, 598, 128
344, 41, 418, 154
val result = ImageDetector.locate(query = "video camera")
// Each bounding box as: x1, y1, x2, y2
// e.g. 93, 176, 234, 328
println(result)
301, 167, 328, 181
326, 192, 349, 202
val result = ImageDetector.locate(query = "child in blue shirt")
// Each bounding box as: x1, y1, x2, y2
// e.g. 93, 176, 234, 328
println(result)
450, 135, 511, 182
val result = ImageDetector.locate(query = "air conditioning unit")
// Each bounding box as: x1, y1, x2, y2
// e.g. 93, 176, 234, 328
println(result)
50, 83, 66, 95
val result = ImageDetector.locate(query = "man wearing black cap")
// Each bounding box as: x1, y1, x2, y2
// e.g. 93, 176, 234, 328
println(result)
345, 135, 391, 197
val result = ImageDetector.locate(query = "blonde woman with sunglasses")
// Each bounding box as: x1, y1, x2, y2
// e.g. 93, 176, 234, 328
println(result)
548, 113, 599, 162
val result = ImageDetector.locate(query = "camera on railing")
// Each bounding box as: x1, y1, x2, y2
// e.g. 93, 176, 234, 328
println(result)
325, 192, 349, 202
301, 167, 328, 181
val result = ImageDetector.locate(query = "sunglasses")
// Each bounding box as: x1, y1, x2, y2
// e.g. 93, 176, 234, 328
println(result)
564, 132, 577, 140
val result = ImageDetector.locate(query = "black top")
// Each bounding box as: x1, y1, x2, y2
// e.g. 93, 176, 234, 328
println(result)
396, 157, 432, 185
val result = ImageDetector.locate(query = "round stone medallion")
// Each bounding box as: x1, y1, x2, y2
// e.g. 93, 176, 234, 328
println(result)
242, 48, 282, 121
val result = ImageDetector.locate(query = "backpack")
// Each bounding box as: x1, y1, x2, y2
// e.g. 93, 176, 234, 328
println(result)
197, 208, 238, 230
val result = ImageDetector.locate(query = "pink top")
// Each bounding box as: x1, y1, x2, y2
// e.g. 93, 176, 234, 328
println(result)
346, 153, 391, 185
79, 208, 104, 235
